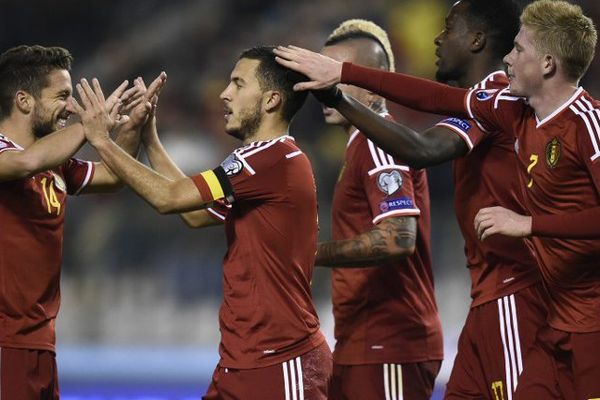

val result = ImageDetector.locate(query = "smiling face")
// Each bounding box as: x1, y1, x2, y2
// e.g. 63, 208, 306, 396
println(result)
219, 58, 264, 141
434, 1, 473, 83
31, 69, 73, 138
503, 25, 545, 97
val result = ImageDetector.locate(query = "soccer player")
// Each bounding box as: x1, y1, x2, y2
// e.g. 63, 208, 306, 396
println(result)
275, 2, 549, 400
311, 19, 443, 400
276, 0, 600, 398
0, 45, 158, 399
73, 46, 332, 400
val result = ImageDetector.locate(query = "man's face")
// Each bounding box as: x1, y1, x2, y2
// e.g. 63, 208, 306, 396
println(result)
503, 26, 544, 97
31, 69, 73, 138
434, 1, 473, 84
320, 43, 373, 127
219, 58, 264, 141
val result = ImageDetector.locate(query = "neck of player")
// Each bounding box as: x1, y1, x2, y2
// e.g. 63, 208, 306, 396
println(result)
242, 117, 290, 145
459, 57, 506, 89
528, 79, 580, 122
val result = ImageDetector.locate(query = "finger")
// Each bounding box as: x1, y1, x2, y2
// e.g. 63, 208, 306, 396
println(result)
146, 72, 167, 100
122, 97, 145, 113
137, 77, 148, 91
76, 83, 93, 109
80, 79, 101, 108
92, 78, 106, 105
108, 80, 129, 99
121, 83, 144, 103
109, 100, 123, 119
293, 81, 323, 91
480, 225, 497, 241
476, 219, 495, 240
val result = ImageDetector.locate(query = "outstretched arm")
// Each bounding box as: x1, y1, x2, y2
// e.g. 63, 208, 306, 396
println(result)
316, 217, 416, 268
72, 78, 217, 215
333, 92, 468, 169
274, 45, 469, 117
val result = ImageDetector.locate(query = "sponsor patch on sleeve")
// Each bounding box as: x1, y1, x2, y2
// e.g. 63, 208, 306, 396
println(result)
220, 153, 243, 176
439, 117, 472, 133
379, 196, 415, 212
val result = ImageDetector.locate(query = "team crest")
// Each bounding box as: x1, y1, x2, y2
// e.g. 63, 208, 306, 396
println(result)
545, 137, 561, 168
51, 172, 67, 193
221, 153, 243, 176
377, 170, 402, 195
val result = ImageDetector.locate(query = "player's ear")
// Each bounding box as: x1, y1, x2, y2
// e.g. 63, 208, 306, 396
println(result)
471, 31, 486, 52
14, 90, 34, 114
542, 54, 556, 77
263, 90, 282, 112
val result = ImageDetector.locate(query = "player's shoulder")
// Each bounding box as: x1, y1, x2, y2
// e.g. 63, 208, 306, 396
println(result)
226, 135, 305, 175
473, 70, 509, 90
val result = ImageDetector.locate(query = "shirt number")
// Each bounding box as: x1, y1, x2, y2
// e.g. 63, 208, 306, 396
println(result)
41, 177, 62, 215
526, 154, 538, 188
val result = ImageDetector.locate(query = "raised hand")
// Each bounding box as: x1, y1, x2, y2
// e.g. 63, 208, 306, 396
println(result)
273, 45, 343, 91
68, 78, 128, 146
474, 206, 532, 241
127, 72, 167, 128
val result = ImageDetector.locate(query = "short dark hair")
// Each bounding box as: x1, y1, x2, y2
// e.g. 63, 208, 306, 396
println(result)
461, 0, 521, 59
0, 45, 73, 120
239, 46, 308, 122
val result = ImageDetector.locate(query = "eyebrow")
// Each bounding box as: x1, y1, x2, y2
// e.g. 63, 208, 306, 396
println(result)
232, 77, 245, 84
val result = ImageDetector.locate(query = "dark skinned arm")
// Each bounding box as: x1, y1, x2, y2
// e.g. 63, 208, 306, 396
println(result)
334, 93, 469, 169
316, 216, 417, 268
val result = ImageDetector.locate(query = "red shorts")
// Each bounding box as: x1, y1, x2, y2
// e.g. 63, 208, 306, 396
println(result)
329, 361, 441, 400
445, 283, 548, 400
203, 341, 332, 400
514, 326, 600, 400
0, 347, 59, 400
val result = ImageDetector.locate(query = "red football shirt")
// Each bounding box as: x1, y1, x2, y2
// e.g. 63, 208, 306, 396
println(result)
435, 72, 540, 307
331, 117, 443, 365
467, 87, 600, 333
192, 135, 324, 368
0, 133, 94, 351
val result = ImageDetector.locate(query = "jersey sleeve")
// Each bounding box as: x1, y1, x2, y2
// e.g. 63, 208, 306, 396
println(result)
63, 158, 95, 195
206, 200, 231, 221
358, 137, 420, 225
577, 107, 600, 194
465, 88, 527, 134
0, 135, 22, 154
435, 117, 487, 152
190, 143, 289, 206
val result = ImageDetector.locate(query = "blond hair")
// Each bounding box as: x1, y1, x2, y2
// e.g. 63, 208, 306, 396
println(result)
521, 0, 597, 81
325, 19, 395, 72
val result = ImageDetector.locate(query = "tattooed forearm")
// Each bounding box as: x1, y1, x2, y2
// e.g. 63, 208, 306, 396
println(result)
316, 217, 417, 267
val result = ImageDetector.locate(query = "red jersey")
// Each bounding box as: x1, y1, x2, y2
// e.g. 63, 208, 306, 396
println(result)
0, 133, 94, 351
192, 135, 324, 369
331, 118, 443, 365
435, 72, 540, 307
467, 87, 600, 333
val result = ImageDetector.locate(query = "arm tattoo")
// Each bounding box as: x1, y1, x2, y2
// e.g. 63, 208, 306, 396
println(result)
316, 217, 417, 268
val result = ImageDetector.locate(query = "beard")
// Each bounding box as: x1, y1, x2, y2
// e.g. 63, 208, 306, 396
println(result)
226, 102, 263, 141
31, 108, 56, 138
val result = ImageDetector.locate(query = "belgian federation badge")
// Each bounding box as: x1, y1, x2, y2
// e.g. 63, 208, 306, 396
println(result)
377, 170, 402, 195
545, 137, 561, 168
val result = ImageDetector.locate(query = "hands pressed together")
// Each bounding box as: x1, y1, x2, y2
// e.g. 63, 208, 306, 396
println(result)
67, 72, 167, 148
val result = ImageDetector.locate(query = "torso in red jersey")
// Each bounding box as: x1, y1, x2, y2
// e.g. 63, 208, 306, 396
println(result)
210, 135, 324, 368
0, 134, 94, 351
434, 71, 540, 307
467, 86, 600, 332
331, 116, 443, 365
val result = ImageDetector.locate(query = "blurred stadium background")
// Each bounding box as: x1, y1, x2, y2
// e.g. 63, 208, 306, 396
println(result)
3, 0, 599, 399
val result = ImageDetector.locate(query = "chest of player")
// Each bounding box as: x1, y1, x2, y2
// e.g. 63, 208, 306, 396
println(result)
0, 170, 68, 225
516, 119, 595, 209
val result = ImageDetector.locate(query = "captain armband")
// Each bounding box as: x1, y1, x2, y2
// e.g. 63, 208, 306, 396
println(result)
192, 166, 235, 204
